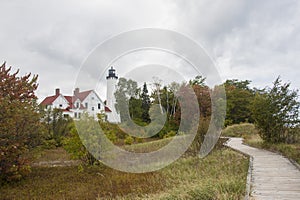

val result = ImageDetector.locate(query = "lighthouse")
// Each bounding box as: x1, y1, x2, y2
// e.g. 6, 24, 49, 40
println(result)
106, 66, 121, 123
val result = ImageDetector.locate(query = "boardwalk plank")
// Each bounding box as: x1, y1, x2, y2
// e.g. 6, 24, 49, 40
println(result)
225, 138, 300, 200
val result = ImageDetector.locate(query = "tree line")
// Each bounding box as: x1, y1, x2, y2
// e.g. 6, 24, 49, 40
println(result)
0, 62, 299, 183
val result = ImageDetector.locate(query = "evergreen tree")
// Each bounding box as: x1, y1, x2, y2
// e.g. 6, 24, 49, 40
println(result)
251, 77, 300, 143
141, 82, 150, 123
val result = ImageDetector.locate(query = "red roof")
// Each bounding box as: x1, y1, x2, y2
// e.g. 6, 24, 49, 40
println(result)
73, 90, 93, 102
105, 106, 112, 112
40, 95, 58, 106
40, 89, 105, 111
64, 96, 73, 104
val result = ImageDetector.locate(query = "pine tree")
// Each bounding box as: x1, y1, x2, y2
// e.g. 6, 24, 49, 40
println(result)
251, 77, 300, 143
141, 82, 150, 123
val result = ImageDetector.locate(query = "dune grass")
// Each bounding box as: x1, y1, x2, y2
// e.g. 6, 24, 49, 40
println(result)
221, 123, 258, 138
0, 138, 248, 200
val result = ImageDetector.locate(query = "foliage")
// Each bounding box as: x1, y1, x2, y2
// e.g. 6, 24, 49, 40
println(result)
63, 115, 99, 165
0, 63, 43, 182
63, 127, 98, 165
115, 78, 139, 122
189, 80, 226, 156
99, 119, 126, 140
151, 82, 181, 136
192, 84, 211, 118
104, 130, 118, 143
251, 77, 300, 143
63, 115, 132, 165
124, 135, 134, 145
224, 79, 254, 126
40, 108, 73, 146
190, 117, 211, 155
163, 130, 177, 138
141, 82, 151, 123
189, 75, 206, 87
129, 96, 142, 122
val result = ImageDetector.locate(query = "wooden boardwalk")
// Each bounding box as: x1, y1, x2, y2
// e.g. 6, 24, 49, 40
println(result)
225, 137, 300, 200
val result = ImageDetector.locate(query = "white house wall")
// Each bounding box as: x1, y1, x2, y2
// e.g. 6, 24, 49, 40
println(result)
81, 91, 105, 119
51, 95, 69, 109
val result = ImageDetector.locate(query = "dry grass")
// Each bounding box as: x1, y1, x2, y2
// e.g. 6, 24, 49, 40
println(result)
222, 123, 258, 138
123, 137, 173, 153
0, 166, 165, 200
0, 139, 248, 200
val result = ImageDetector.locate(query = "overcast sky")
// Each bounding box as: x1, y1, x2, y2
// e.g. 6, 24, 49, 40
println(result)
1, 0, 299, 101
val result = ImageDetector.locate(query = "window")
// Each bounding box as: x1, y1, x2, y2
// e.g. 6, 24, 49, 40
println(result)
98, 103, 101, 109
78, 113, 81, 119
63, 114, 68, 118
76, 102, 79, 108
74, 112, 77, 118
92, 97, 94, 100
59, 104, 62, 107
92, 107, 94, 111
85, 102, 88, 108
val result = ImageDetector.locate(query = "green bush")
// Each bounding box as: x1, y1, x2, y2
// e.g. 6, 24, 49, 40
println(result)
163, 130, 177, 138
62, 120, 98, 165
124, 135, 134, 145
43, 139, 59, 149
105, 130, 117, 143
99, 121, 126, 139
251, 77, 300, 143
135, 137, 144, 143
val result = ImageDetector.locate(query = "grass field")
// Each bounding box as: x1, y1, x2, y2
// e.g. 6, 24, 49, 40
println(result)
0, 138, 249, 200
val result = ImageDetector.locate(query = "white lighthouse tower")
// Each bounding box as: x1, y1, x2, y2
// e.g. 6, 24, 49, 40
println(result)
106, 66, 121, 123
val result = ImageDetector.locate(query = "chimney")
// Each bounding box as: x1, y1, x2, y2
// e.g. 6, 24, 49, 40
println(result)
74, 88, 80, 96
55, 88, 60, 96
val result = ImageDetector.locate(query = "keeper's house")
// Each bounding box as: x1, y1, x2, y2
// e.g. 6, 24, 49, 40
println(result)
40, 67, 121, 123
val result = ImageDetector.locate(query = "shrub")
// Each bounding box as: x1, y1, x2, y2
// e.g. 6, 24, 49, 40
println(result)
0, 63, 43, 183
163, 130, 177, 138
62, 121, 98, 165
251, 77, 300, 143
135, 137, 144, 143
41, 108, 74, 146
189, 117, 210, 155
43, 139, 59, 149
124, 135, 134, 145
105, 130, 118, 143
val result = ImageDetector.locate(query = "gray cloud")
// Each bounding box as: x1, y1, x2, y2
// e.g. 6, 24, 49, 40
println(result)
0, 0, 299, 101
